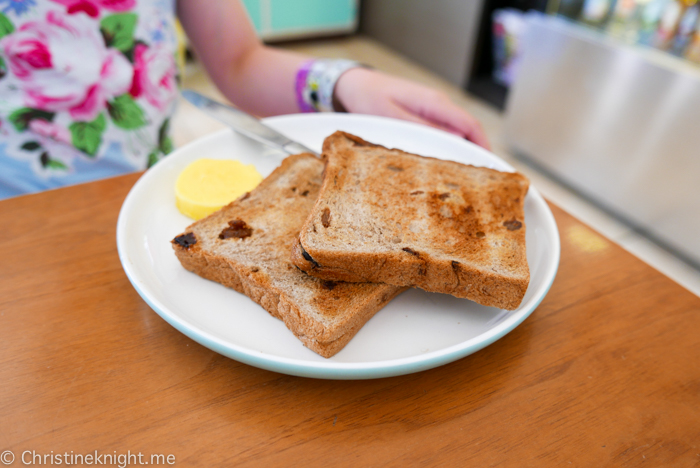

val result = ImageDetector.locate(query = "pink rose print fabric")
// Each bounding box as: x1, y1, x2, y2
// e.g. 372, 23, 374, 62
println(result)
131, 42, 177, 111
2, 10, 133, 120
0, 0, 178, 198
51, 0, 136, 17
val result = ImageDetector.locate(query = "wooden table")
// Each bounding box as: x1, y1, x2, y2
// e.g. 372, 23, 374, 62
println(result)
1, 173, 699, 467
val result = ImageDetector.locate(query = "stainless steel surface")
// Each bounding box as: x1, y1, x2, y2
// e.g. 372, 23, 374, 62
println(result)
360, 0, 482, 86
181, 90, 318, 155
504, 14, 700, 266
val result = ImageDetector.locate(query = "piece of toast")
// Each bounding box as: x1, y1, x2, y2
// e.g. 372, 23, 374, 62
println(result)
171, 153, 405, 358
291, 132, 530, 310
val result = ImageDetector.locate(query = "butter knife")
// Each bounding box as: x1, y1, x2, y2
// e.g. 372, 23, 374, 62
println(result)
181, 90, 318, 156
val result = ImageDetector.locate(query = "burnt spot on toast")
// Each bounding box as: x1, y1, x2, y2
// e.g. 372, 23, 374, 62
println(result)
421, 188, 492, 257
387, 164, 404, 172
321, 280, 338, 290
503, 219, 523, 231
321, 207, 331, 228
172, 232, 197, 249
402, 248, 427, 275
292, 185, 312, 197
451, 261, 462, 289
410, 190, 424, 195
300, 245, 320, 268
219, 219, 253, 239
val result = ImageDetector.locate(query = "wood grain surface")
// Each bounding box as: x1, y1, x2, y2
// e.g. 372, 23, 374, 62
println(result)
1, 174, 699, 467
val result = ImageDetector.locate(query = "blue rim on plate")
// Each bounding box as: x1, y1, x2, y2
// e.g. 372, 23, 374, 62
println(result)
116, 114, 560, 380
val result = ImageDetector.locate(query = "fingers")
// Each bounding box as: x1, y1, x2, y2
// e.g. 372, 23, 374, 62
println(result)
384, 101, 447, 132
336, 69, 491, 150
391, 99, 491, 150
397, 90, 491, 150
448, 115, 491, 151
428, 100, 491, 150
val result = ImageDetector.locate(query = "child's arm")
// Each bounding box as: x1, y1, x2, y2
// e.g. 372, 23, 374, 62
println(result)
177, 0, 489, 149
177, 0, 305, 117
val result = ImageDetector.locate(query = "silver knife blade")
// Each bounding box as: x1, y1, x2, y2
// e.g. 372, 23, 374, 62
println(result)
181, 90, 318, 156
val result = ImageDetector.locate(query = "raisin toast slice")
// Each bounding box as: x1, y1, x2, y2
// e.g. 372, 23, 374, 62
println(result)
172, 153, 405, 358
291, 132, 530, 310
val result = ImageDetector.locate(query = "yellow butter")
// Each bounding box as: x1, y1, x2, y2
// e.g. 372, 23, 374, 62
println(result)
175, 159, 262, 220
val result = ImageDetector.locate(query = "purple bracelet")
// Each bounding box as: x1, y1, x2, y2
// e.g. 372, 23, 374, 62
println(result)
295, 59, 362, 113
295, 60, 316, 113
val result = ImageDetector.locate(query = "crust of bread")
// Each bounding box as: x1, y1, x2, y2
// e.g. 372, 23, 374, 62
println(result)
293, 132, 530, 310
172, 153, 404, 358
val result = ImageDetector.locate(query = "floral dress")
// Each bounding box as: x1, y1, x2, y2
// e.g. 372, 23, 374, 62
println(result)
0, 0, 178, 199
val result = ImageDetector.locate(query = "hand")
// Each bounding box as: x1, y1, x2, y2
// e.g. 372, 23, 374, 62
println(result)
334, 68, 490, 150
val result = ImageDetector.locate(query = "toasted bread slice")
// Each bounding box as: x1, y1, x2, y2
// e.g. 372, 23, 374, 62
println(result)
291, 132, 530, 310
172, 153, 405, 358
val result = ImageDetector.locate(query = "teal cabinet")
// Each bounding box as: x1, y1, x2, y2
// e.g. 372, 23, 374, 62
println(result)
240, 0, 358, 41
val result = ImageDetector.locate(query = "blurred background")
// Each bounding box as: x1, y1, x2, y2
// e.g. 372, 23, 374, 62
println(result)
173, 0, 700, 296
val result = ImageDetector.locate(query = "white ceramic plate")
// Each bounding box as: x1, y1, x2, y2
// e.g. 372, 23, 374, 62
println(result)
117, 114, 560, 380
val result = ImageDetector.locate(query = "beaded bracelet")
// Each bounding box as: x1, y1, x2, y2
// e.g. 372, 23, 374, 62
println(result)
295, 59, 362, 113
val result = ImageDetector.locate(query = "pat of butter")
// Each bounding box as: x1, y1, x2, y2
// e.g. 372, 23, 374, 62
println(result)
175, 158, 262, 220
